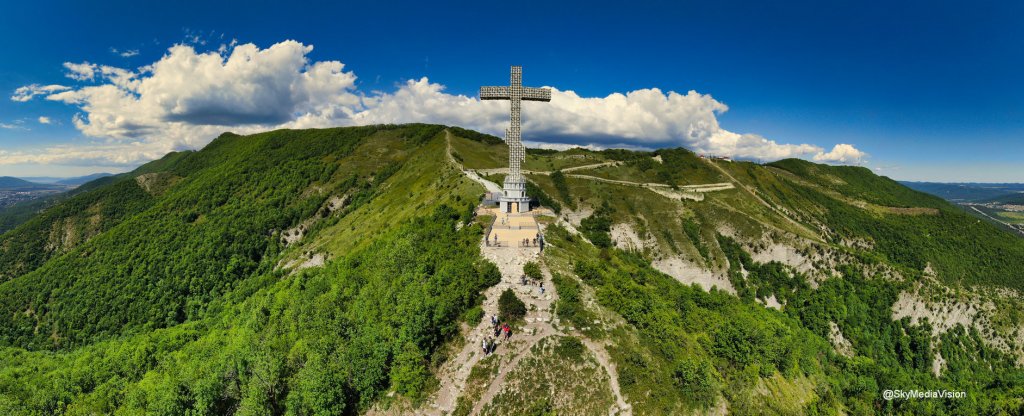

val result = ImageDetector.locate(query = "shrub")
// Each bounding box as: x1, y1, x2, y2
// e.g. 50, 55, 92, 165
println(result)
498, 289, 527, 322
523, 261, 542, 280
672, 357, 719, 407
580, 201, 613, 248
463, 305, 484, 324
551, 273, 586, 326
391, 342, 429, 397
555, 336, 585, 360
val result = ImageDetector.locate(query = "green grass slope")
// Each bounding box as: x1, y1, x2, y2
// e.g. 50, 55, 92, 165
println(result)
520, 145, 1024, 291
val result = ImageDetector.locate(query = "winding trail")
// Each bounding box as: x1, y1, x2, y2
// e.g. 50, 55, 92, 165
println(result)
446, 130, 502, 193
705, 159, 823, 242
581, 338, 632, 415
430, 130, 560, 414
428, 130, 632, 415
554, 161, 622, 172
472, 164, 734, 201
425, 242, 557, 415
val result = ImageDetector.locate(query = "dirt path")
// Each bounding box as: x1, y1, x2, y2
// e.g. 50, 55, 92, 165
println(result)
474, 160, 619, 176
467, 243, 560, 415
463, 256, 632, 416
424, 212, 629, 415
559, 161, 621, 172
705, 159, 823, 242
455, 138, 731, 201
446, 130, 503, 194
437, 129, 631, 415
472, 165, 732, 202
424, 240, 559, 415
564, 173, 733, 191
581, 338, 632, 415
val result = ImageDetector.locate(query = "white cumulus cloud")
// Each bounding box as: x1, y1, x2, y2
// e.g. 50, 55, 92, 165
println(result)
63, 62, 99, 81
10, 84, 70, 102
8, 39, 865, 168
813, 143, 867, 164
38, 116, 51, 124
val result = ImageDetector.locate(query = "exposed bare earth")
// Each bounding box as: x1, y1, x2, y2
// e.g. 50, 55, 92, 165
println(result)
610, 222, 656, 252
891, 278, 1024, 366
891, 290, 979, 336
828, 321, 855, 358
749, 242, 815, 276
652, 256, 736, 295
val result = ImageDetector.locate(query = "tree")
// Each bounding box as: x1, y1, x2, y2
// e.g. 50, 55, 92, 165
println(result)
498, 289, 526, 322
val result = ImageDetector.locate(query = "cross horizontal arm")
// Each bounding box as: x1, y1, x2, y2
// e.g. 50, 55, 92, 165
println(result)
479, 86, 552, 102
479, 86, 510, 100
521, 87, 551, 102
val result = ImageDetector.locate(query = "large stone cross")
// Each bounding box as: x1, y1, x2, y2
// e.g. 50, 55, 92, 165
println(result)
480, 66, 551, 213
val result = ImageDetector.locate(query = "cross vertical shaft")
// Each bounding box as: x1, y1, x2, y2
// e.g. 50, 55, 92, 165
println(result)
508, 66, 523, 184
480, 66, 551, 213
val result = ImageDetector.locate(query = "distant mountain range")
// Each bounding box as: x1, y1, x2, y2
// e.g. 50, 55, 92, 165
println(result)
0, 176, 62, 191
900, 181, 1024, 202
985, 192, 1024, 205
18, 173, 114, 187
0, 177, 37, 188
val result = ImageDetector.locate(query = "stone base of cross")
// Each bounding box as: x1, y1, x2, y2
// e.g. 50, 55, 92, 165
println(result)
480, 66, 551, 213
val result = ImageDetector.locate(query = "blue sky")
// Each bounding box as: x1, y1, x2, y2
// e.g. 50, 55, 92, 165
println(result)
1, 0, 1022, 181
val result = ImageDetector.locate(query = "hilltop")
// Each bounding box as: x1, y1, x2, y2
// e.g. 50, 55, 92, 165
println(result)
0, 124, 1022, 415
0, 176, 59, 191
0, 177, 36, 189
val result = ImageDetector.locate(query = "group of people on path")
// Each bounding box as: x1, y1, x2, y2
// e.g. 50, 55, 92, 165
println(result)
519, 274, 545, 295
481, 314, 513, 356
519, 237, 540, 247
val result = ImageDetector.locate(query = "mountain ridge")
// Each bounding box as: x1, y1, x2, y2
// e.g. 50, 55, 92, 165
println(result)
0, 124, 1022, 415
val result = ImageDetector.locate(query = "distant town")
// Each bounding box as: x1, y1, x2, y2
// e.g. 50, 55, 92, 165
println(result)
962, 200, 1024, 235
0, 173, 112, 209
0, 188, 68, 208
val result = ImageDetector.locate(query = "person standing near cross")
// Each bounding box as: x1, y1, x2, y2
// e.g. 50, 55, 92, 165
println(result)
480, 66, 551, 213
